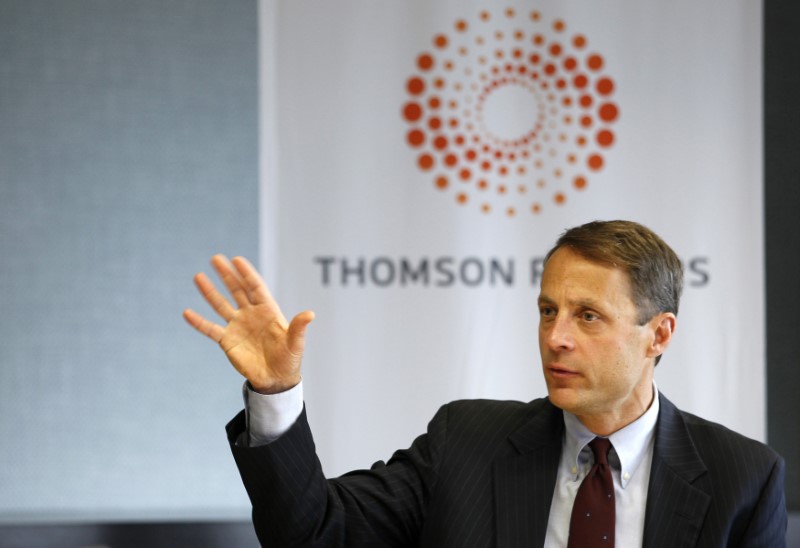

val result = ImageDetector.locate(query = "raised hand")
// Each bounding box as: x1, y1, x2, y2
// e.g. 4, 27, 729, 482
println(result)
183, 255, 314, 394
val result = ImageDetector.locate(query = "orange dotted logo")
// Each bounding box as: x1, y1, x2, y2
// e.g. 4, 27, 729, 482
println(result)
402, 8, 619, 217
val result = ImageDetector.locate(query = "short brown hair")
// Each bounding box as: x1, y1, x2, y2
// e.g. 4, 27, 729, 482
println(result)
545, 220, 684, 325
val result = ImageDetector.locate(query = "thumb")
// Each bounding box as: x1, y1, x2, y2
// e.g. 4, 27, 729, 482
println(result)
287, 310, 315, 356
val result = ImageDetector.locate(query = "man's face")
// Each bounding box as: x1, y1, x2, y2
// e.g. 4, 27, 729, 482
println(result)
538, 247, 663, 434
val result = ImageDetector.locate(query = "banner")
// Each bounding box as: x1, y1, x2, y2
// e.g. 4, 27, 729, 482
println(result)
260, 0, 763, 476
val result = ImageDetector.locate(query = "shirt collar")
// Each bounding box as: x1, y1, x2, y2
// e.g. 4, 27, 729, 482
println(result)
562, 383, 660, 489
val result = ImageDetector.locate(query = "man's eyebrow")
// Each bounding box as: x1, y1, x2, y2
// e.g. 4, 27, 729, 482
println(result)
573, 298, 606, 311
537, 294, 554, 306
537, 294, 605, 310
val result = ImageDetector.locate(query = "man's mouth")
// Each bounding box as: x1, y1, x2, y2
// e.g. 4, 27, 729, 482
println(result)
548, 364, 580, 377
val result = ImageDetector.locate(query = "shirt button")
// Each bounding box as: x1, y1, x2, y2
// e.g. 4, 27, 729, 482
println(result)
623, 472, 630, 480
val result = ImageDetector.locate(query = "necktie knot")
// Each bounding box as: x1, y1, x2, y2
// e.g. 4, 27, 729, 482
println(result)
589, 437, 611, 466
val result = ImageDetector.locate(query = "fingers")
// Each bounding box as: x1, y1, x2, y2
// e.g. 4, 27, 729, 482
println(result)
231, 256, 276, 307
191, 254, 285, 316
211, 254, 252, 309
193, 272, 236, 321
286, 310, 315, 356
183, 308, 225, 343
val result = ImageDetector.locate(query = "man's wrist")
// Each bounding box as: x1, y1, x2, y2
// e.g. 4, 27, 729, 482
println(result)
249, 375, 301, 395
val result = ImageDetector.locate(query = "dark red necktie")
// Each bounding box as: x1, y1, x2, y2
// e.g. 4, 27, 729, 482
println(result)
567, 437, 615, 547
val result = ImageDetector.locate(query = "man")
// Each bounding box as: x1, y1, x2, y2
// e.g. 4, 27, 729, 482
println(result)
184, 220, 787, 547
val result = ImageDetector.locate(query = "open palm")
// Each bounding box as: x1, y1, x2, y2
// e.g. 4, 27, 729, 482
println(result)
183, 255, 314, 394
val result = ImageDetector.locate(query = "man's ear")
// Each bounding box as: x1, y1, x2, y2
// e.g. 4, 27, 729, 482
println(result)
647, 312, 676, 359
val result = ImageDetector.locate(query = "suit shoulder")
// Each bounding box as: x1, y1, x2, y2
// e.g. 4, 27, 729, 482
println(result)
678, 408, 783, 466
431, 397, 553, 437
441, 397, 550, 419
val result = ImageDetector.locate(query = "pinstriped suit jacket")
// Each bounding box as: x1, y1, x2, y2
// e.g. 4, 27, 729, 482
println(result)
227, 393, 787, 547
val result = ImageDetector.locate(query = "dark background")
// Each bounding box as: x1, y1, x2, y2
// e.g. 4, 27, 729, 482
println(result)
765, 0, 800, 519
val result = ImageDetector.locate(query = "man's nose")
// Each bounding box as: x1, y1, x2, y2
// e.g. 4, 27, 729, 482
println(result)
545, 315, 575, 352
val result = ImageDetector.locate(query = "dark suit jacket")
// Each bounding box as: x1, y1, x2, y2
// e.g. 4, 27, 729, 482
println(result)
227, 393, 787, 547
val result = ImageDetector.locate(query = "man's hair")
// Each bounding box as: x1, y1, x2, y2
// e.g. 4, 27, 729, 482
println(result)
545, 220, 684, 325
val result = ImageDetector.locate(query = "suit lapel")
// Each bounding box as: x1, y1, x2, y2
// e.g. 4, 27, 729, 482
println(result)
643, 394, 710, 548
494, 400, 563, 548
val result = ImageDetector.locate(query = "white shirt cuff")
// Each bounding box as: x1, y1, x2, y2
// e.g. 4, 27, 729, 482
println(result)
243, 380, 304, 447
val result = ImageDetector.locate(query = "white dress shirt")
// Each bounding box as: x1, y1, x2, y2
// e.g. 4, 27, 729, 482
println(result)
242, 380, 304, 446
544, 385, 659, 547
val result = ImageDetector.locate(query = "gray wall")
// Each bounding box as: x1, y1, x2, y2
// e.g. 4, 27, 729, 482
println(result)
0, 0, 258, 522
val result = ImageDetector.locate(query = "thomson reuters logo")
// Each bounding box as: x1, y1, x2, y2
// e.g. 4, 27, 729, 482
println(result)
402, 8, 619, 217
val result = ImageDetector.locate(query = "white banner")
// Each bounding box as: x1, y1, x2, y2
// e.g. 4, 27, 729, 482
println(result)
260, 0, 763, 476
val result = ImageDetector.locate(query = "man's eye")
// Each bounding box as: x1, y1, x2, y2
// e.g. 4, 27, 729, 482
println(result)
582, 312, 599, 321
540, 307, 555, 317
